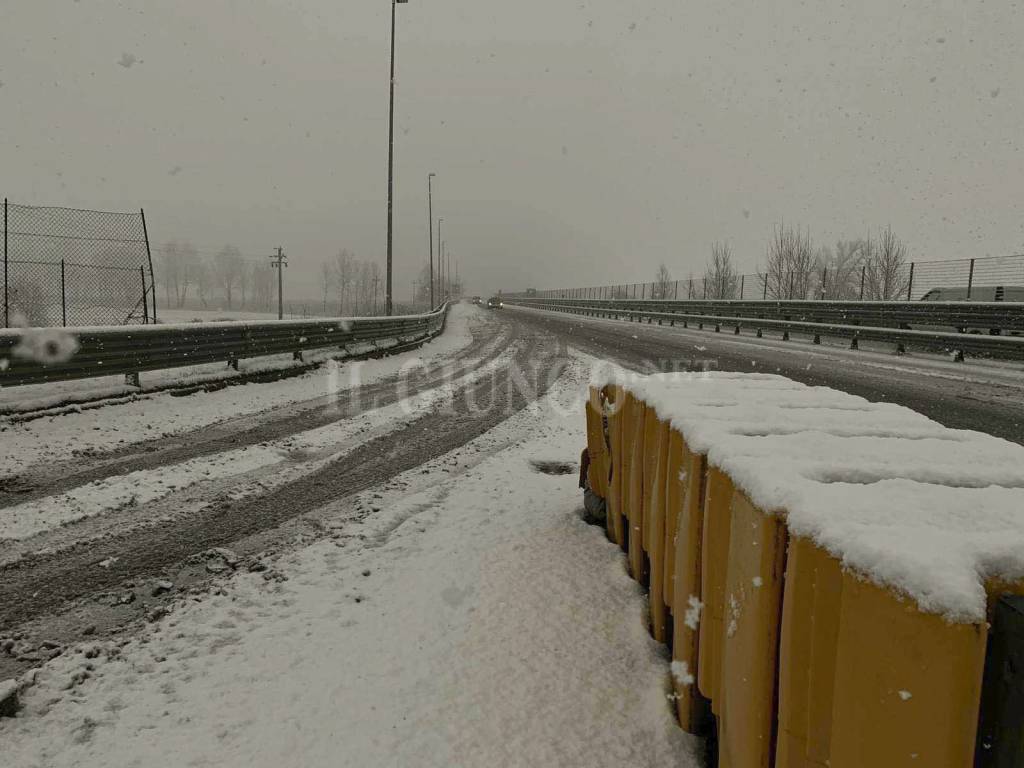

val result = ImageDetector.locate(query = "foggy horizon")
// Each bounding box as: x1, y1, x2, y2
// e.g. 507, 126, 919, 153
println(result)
4, 0, 1023, 302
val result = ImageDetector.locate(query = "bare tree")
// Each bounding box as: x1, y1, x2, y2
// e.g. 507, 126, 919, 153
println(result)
760, 223, 816, 299
652, 263, 673, 299
864, 226, 909, 300
704, 242, 739, 299
212, 245, 244, 309
319, 261, 333, 315
333, 249, 357, 314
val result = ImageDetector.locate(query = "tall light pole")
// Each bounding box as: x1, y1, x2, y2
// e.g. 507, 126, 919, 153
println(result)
270, 247, 287, 320
428, 173, 435, 309
386, 0, 409, 317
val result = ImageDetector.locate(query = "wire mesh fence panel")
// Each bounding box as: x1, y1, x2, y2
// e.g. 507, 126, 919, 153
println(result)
2, 200, 155, 328
529, 254, 1024, 303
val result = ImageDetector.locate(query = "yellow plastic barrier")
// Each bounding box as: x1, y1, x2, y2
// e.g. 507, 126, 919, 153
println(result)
585, 387, 609, 499
775, 536, 841, 768
619, 389, 640, 553
625, 395, 647, 581
698, 467, 735, 709
777, 535, 991, 768
583, 377, 1022, 767
666, 430, 712, 733
643, 411, 670, 642
717, 490, 788, 768
827, 571, 987, 767
603, 385, 626, 547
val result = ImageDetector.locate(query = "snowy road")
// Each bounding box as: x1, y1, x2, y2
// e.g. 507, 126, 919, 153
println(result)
0, 307, 703, 767
0, 306, 569, 675
506, 305, 1024, 445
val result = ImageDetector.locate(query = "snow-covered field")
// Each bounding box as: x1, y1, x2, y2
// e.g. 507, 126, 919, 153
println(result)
0, 361, 701, 767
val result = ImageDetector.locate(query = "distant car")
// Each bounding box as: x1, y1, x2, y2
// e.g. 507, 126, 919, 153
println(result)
918, 285, 1023, 335
919, 286, 1024, 302
486, 296, 504, 309
471, 296, 482, 305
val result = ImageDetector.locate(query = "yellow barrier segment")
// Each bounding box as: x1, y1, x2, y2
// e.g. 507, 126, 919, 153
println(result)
603, 385, 625, 547
626, 397, 648, 581
619, 390, 639, 553
643, 412, 670, 643
776, 536, 842, 768
717, 490, 789, 768
697, 466, 734, 709
828, 572, 987, 767
667, 431, 712, 734
585, 388, 609, 498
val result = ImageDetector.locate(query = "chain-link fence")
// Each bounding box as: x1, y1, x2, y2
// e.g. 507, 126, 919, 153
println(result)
526, 253, 1024, 302
2, 199, 156, 328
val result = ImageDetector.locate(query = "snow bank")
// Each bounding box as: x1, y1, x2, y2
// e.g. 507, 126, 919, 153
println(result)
595, 369, 1024, 622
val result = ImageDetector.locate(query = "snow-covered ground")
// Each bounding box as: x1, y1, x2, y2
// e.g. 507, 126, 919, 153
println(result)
0, 305, 478, 479
0, 360, 701, 767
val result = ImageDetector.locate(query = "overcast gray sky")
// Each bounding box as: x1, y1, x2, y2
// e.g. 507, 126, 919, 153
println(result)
3, 0, 1023, 299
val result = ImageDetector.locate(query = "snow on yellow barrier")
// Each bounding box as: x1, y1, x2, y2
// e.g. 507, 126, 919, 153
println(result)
587, 370, 1024, 768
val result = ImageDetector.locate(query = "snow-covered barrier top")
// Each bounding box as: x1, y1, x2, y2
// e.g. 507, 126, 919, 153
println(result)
593, 369, 1024, 623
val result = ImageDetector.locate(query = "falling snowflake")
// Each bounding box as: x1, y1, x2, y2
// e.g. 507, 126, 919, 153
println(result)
118, 52, 139, 68
12, 327, 80, 365
670, 660, 694, 686
684, 595, 703, 630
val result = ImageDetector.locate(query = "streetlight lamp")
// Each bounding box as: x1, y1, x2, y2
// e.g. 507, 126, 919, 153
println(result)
428, 173, 436, 309
386, 0, 410, 317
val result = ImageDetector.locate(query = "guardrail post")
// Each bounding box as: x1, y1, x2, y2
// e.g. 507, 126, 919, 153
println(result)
907, 261, 915, 301
140, 266, 149, 324
2, 197, 7, 328
967, 258, 976, 299
124, 372, 141, 387
61, 260, 67, 327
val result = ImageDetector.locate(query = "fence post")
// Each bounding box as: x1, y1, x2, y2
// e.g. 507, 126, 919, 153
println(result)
907, 262, 915, 301
3, 198, 7, 328
763, 274, 768, 300
642, 283, 646, 300
860, 265, 866, 299
788, 270, 795, 299
967, 258, 975, 299
822, 267, 828, 299
140, 208, 157, 323
740, 274, 745, 299
674, 279, 679, 299
61, 260, 67, 327
140, 266, 149, 323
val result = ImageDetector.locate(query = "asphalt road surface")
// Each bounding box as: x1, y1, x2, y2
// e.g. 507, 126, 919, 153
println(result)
506, 304, 1024, 446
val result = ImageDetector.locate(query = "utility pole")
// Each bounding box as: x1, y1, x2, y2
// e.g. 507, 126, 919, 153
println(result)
428, 173, 436, 309
269, 246, 287, 320
386, 0, 410, 317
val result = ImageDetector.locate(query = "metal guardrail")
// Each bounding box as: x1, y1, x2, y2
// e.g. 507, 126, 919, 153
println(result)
505, 297, 1024, 333
0, 304, 449, 387
506, 298, 1024, 360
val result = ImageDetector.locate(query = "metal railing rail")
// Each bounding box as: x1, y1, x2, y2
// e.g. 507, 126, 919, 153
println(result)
506, 298, 1024, 360
504, 297, 1024, 333
0, 304, 449, 387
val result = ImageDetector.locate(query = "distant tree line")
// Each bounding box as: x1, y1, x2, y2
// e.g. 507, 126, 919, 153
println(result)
652, 222, 910, 301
